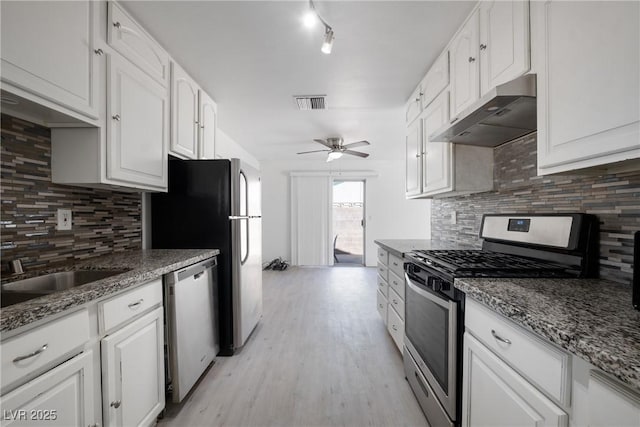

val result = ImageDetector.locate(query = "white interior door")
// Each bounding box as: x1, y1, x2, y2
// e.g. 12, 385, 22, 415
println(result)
291, 175, 331, 266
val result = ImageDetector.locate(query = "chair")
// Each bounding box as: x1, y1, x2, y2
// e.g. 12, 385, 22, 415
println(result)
333, 235, 339, 263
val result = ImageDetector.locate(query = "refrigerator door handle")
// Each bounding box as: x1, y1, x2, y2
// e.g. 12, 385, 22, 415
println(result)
229, 215, 262, 220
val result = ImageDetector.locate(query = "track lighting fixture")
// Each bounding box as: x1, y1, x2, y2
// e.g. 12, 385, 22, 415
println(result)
306, 0, 334, 54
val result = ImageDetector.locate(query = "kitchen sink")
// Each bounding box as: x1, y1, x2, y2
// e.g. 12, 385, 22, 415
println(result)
1, 269, 128, 308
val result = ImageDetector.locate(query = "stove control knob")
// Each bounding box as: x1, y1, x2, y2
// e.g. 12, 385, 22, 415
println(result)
432, 278, 442, 292
441, 281, 451, 292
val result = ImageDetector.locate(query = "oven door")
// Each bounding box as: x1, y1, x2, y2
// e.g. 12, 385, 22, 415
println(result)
404, 273, 458, 421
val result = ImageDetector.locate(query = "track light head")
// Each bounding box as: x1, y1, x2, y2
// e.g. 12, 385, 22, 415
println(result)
321, 28, 334, 54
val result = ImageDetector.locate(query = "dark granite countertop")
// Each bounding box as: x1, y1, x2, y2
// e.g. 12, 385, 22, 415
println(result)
374, 239, 474, 257
0, 249, 219, 335
455, 277, 640, 392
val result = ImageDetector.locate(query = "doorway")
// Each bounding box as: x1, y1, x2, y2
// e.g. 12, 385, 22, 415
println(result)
332, 180, 365, 266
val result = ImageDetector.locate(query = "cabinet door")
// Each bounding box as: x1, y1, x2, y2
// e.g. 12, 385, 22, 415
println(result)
588, 372, 640, 427
479, 0, 530, 96
0, 1, 98, 119
108, 2, 170, 86
198, 91, 217, 159
423, 91, 452, 195
0, 351, 96, 427
536, 1, 640, 174
171, 62, 200, 159
102, 307, 164, 427
461, 333, 568, 427
421, 50, 449, 109
107, 54, 168, 190
406, 86, 423, 125
405, 119, 422, 197
450, 9, 480, 120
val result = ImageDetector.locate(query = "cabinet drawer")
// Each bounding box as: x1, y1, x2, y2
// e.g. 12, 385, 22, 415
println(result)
465, 299, 570, 404
377, 247, 389, 266
99, 279, 163, 333
387, 304, 404, 351
388, 269, 405, 300
376, 290, 388, 325
388, 287, 404, 321
108, 2, 170, 85
377, 262, 388, 282
388, 253, 404, 278
1, 309, 90, 390
377, 274, 388, 297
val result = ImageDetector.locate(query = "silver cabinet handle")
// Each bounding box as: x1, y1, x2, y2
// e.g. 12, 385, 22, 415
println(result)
94, 48, 104, 56
379, 303, 383, 309
112, 114, 121, 121
113, 22, 121, 29
393, 299, 398, 304
13, 344, 48, 363
128, 299, 143, 309
415, 154, 421, 158
194, 271, 204, 280
491, 329, 512, 345
480, 44, 487, 50
392, 325, 398, 331
110, 400, 121, 409
468, 57, 476, 63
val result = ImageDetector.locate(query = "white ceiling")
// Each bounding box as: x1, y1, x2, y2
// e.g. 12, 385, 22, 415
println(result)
122, 1, 475, 162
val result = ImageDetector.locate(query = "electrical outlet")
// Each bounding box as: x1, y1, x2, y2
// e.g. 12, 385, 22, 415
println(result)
57, 209, 72, 231
451, 211, 457, 225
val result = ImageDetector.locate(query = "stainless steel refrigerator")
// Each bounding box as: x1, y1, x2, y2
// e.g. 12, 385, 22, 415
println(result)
151, 158, 262, 355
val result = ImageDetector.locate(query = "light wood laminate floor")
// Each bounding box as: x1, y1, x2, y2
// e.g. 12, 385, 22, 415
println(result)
159, 267, 427, 427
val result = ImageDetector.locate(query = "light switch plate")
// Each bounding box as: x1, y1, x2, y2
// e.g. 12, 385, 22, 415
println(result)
57, 209, 72, 231
451, 211, 457, 225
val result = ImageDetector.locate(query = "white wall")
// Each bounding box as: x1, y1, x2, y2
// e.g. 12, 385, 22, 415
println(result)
215, 128, 260, 170
261, 158, 431, 267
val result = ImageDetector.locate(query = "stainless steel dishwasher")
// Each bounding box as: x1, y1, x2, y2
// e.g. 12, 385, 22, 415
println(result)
164, 257, 219, 403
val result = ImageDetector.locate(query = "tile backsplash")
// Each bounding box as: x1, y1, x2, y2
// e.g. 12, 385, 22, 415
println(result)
431, 133, 639, 284
1, 114, 142, 272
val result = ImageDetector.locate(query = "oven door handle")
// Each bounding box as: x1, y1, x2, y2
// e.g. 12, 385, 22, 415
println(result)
405, 274, 453, 310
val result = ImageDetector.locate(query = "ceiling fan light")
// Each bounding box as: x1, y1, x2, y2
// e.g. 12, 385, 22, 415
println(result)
326, 151, 343, 162
321, 29, 334, 54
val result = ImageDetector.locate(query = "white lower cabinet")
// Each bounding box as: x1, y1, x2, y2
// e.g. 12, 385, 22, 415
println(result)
0, 351, 97, 427
462, 333, 568, 427
101, 307, 164, 427
587, 371, 640, 427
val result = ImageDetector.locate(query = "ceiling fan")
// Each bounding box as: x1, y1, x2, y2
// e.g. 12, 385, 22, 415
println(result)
297, 137, 370, 162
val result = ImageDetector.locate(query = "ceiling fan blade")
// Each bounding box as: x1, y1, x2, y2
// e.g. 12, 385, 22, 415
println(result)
297, 149, 331, 155
343, 150, 370, 158
342, 140, 370, 149
313, 139, 333, 148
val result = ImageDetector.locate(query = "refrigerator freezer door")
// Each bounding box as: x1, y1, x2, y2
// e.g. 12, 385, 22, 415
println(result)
230, 159, 263, 348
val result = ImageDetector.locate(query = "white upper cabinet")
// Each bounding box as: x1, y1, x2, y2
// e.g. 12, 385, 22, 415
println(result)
450, 9, 480, 121
422, 91, 452, 195
420, 51, 450, 110
406, 86, 423, 125
171, 62, 200, 159
107, 54, 168, 190
108, 2, 170, 86
198, 90, 217, 159
535, 1, 640, 174
405, 119, 422, 197
0, 1, 99, 120
479, 0, 530, 96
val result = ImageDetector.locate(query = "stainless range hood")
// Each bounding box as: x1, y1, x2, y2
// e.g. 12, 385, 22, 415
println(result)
430, 74, 537, 147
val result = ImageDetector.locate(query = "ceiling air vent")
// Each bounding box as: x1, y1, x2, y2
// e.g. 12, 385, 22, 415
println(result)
294, 95, 327, 110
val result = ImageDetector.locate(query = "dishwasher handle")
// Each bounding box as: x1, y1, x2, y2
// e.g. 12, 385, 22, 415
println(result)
175, 257, 217, 282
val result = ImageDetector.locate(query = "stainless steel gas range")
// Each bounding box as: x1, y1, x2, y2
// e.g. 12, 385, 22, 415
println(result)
402, 214, 598, 427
